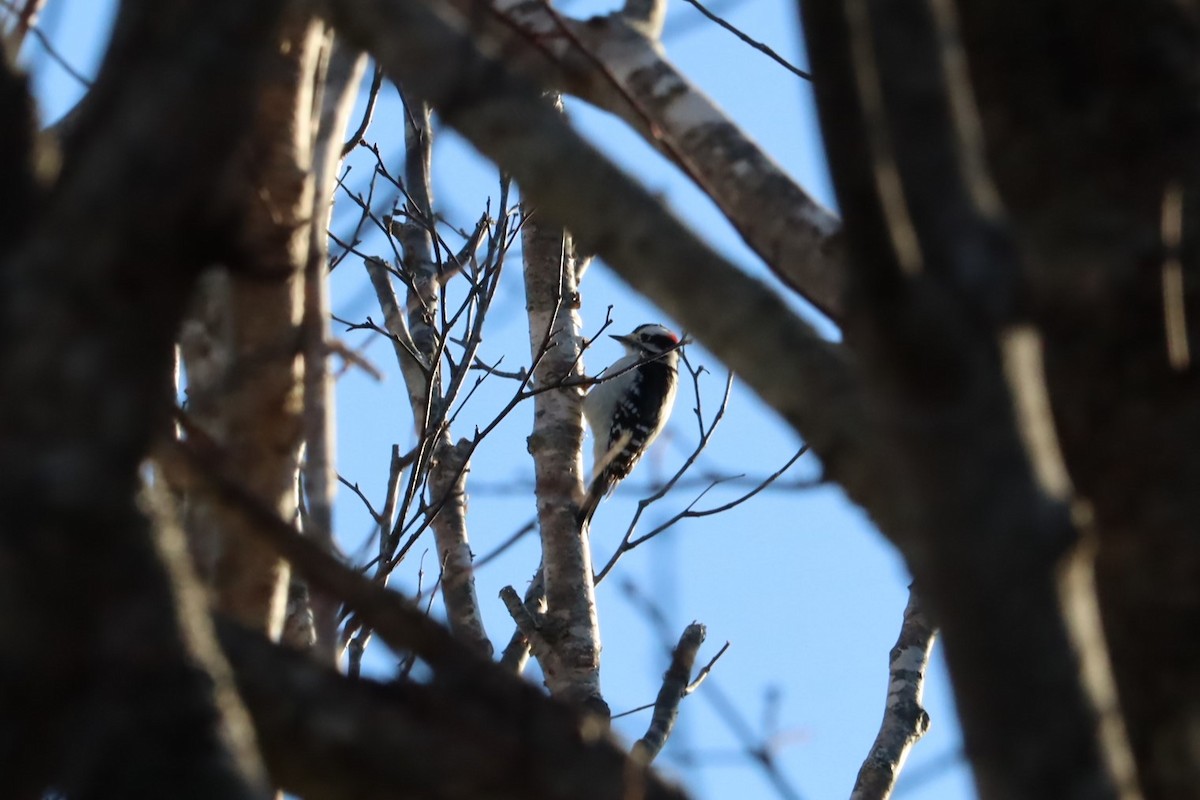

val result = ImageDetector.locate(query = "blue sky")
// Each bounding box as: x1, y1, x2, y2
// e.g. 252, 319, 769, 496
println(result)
21, 1, 974, 798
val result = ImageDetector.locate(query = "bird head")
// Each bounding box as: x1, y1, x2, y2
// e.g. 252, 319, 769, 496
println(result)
611, 323, 681, 365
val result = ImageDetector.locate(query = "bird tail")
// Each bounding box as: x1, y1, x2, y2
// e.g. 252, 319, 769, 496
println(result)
577, 476, 609, 531
579, 433, 632, 530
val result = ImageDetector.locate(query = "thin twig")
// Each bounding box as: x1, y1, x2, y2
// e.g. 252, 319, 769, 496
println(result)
1, 0, 43, 50
462, 473, 822, 496
623, 446, 807, 551
685, 640, 730, 695
337, 474, 381, 522
612, 701, 657, 720
471, 517, 538, 572
595, 365, 736, 583
677, 0, 811, 80
0, 0, 91, 87
342, 62, 385, 156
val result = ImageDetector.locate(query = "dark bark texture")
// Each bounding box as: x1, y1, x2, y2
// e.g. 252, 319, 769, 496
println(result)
3, 0, 1199, 798
0, 1, 285, 795
799, 1, 1200, 798
955, 8, 1200, 796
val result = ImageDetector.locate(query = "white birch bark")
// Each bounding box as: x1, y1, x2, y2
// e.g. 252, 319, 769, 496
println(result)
520, 190, 605, 712
299, 31, 368, 663
851, 589, 937, 800
493, 0, 846, 318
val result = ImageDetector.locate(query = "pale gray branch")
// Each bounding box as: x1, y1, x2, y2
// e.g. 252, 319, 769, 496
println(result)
362, 107, 492, 656
499, 566, 545, 673
429, 438, 491, 655
491, 0, 845, 318
302, 28, 368, 664
620, 0, 667, 40
850, 588, 936, 800
520, 157, 604, 710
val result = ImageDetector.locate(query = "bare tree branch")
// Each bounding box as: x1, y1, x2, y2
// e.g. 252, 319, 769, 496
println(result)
632, 622, 706, 764
173, 415, 707, 799
427, 436, 491, 653
0, 0, 90, 85
479, 0, 846, 318
300, 29, 369, 663
363, 257, 492, 655
1, 0, 45, 50
499, 583, 554, 660
219, 620, 691, 800
520, 145, 605, 711
798, 1, 1141, 798
675, 0, 811, 80
622, 580, 803, 800
170, 433, 687, 800
850, 588, 936, 800
342, 62, 384, 156
499, 566, 545, 673
179, 9, 325, 640
949, 5, 1200, 795
620, 0, 667, 40
324, 0, 874, 531
0, 0, 288, 793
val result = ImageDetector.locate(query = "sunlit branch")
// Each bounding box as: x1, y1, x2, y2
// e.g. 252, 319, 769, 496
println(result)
686, 640, 730, 694
517, 137, 606, 708
850, 588, 937, 800
303, 31, 369, 663
620, 0, 666, 38
487, 0, 844, 318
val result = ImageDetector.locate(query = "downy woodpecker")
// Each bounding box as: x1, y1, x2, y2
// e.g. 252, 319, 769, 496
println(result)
579, 323, 680, 528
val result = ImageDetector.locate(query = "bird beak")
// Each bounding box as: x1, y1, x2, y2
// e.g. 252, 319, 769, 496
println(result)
610, 334, 637, 346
